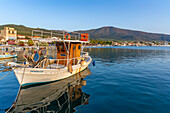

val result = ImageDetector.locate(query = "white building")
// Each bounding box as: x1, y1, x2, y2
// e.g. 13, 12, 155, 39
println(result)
1, 27, 17, 40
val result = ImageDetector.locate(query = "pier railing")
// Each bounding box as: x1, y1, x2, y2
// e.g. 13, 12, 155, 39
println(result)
32, 30, 90, 42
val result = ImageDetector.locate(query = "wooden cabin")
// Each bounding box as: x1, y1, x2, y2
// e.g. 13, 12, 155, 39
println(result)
56, 42, 81, 66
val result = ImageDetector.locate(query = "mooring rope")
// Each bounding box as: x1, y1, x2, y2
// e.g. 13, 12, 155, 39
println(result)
0, 71, 12, 80
5, 83, 21, 113
0, 70, 3, 74
0, 70, 14, 112
6, 66, 26, 113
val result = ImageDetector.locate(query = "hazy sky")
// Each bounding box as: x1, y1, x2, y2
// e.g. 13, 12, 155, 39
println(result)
0, 0, 170, 34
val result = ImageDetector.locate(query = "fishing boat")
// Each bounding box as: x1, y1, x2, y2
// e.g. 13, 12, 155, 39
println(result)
0, 53, 17, 60
7, 30, 92, 87
0, 45, 17, 59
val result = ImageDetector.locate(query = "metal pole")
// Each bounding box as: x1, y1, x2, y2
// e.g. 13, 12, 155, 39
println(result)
63, 30, 65, 40
41, 31, 43, 38
51, 31, 52, 38
32, 30, 33, 39
79, 33, 81, 40
67, 41, 70, 67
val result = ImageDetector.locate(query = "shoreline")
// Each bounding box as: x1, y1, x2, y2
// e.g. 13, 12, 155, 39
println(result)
84, 45, 170, 48
1, 45, 170, 52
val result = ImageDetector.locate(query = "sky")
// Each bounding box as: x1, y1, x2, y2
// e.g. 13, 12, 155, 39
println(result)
0, 0, 170, 34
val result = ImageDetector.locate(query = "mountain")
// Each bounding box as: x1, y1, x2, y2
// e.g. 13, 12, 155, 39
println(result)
77, 26, 170, 41
1, 24, 170, 41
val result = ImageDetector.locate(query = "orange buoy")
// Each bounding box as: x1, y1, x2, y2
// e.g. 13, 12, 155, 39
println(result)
81, 33, 89, 41
64, 33, 71, 40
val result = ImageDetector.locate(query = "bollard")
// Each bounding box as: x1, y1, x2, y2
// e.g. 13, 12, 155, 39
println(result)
92, 60, 95, 66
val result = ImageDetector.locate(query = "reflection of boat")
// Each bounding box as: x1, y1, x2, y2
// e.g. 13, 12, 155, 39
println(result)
7, 68, 92, 113
7, 31, 92, 87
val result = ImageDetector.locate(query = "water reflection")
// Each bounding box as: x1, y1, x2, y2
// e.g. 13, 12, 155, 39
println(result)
8, 68, 91, 113
85, 48, 170, 65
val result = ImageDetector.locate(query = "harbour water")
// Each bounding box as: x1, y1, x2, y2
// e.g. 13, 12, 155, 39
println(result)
1, 46, 170, 113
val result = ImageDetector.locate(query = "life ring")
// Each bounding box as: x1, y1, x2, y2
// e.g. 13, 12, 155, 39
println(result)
64, 33, 71, 40
80, 33, 89, 41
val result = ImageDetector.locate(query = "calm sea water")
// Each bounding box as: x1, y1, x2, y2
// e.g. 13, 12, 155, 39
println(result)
1, 46, 170, 113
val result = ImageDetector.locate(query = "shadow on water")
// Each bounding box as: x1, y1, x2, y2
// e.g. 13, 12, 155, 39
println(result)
6, 68, 92, 113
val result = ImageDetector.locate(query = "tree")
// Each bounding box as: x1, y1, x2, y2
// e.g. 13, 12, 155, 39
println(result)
106, 41, 111, 45
19, 41, 25, 46
28, 40, 34, 46
99, 40, 104, 44
95, 39, 99, 44
25, 37, 31, 39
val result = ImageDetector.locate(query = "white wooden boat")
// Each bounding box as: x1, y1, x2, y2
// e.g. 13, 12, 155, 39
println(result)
10, 55, 91, 86
8, 30, 92, 87
0, 45, 17, 59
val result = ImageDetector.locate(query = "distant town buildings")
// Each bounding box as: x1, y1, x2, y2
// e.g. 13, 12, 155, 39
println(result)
164, 41, 168, 45
26, 36, 32, 39
0, 37, 5, 43
52, 37, 61, 40
17, 34, 25, 39
17, 38, 30, 43
33, 36, 41, 38
1, 27, 17, 40
0, 26, 170, 47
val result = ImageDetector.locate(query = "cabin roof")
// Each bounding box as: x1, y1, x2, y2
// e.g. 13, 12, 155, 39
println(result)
32, 38, 90, 43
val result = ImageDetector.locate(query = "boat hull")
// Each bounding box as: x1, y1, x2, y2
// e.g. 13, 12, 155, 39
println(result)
0, 54, 17, 60
13, 56, 92, 87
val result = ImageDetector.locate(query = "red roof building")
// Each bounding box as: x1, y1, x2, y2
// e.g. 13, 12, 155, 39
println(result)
33, 36, 41, 38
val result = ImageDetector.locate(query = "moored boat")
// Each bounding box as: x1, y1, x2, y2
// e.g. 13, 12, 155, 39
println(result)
7, 31, 92, 87
0, 53, 17, 60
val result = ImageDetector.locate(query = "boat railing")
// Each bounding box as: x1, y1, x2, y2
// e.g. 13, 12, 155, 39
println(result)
34, 56, 83, 69
53, 57, 82, 67
81, 51, 89, 56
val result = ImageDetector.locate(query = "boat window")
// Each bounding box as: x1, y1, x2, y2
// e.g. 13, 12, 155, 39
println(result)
78, 45, 81, 49
56, 43, 60, 52
73, 45, 76, 50
60, 44, 65, 52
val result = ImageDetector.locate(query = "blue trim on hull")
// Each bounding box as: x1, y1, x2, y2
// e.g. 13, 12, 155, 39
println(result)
21, 80, 59, 87
21, 67, 88, 88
